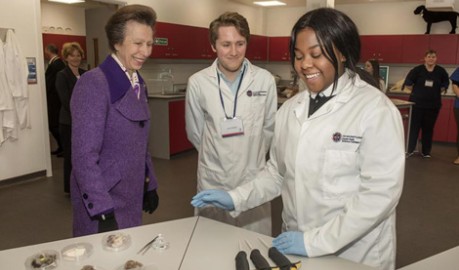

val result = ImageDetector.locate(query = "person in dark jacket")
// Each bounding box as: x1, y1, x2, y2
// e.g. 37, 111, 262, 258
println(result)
404, 49, 449, 158
70, 4, 159, 237
45, 44, 65, 155
55, 42, 86, 194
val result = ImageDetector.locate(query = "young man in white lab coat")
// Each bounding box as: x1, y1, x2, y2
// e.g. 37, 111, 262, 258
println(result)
185, 12, 277, 235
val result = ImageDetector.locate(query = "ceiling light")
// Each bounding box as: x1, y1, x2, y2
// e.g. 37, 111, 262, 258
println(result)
48, 0, 86, 4
253, 1, 287, 7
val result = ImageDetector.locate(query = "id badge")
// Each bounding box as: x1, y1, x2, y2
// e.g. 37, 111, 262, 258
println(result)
220, 117, 244, 138
425, 80, 433, 87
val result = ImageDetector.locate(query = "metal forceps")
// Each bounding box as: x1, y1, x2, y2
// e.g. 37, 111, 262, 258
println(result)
137, 235, 159, 255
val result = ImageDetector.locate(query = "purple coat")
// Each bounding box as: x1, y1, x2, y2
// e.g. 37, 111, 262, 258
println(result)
70, 56, 158, 237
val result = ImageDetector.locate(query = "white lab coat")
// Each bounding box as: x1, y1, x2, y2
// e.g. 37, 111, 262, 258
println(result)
229, 71, 405, 270
0, 34, 16, 144
4, 29, 30, 131
0, 37, 8, 144
0, 38, 13, 110
186, 59, 277, 235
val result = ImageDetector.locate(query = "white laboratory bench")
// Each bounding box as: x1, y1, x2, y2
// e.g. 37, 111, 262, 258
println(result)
398, 246, 459, 270
390, 98, 415, 152
0, 216, 377, 270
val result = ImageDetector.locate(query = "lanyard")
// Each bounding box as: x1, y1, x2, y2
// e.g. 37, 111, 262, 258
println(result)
217, 66, 246, 119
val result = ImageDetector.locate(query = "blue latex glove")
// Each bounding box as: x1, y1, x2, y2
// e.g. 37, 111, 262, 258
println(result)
191, 189, 234, 211
272, 231, 308, 257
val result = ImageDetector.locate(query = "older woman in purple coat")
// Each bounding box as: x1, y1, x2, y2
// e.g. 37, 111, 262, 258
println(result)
70, 5, 159, 237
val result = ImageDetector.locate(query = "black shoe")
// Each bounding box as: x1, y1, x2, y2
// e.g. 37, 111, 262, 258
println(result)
51, 148, 63, 155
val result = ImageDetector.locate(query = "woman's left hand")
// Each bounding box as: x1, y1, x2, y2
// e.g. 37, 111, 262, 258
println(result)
143, 189, 159, 214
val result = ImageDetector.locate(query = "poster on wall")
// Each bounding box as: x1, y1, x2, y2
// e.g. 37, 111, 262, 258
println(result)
26, 57, 37, 84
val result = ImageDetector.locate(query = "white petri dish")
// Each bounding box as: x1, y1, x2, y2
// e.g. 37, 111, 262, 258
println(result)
102, 232, 131, 252
61, 242, 93, 262
25, 250, 59, 270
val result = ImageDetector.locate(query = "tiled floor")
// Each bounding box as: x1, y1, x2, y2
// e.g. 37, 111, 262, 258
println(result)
0, 142, 458, 269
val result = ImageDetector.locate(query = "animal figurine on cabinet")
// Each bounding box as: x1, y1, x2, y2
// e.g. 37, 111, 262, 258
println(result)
413, 5, 459, 34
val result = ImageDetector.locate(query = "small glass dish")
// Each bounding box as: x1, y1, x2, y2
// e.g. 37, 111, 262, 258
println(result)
102, 232, 131, 252
61, 242, 93, 262
25, 250, 59, 270
151, 234, 169, 251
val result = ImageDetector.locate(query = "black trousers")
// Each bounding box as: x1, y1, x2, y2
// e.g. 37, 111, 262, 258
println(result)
407, 107, 440, 155
59, 124, 72, 193
47, 92, 62, 150
454, 107, 459, 155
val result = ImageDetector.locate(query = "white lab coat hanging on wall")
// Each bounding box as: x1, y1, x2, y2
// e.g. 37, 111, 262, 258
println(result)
4, 29, 30, 132
0, 37, 12, 144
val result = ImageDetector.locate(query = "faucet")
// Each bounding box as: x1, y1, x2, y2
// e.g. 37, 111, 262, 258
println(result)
158, 69, 174, 94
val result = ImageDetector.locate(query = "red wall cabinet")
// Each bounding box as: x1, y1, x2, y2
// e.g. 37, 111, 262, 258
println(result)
429, 35, 457, 65
430, 98, 458, 143
456, 42, 459, 64
194, 27, 215, 59
400, 34, 458, 64
168, 100, 193, 155
360, 35, 402, 63
433, 100, 451, 142
246, 35, 268, 61
360, 34, 457, 64
268, 36, 290, 62
152, 22, 215, 60
42, 33, 87, 60
152, 22, 194, 59
401, 35, 429, 64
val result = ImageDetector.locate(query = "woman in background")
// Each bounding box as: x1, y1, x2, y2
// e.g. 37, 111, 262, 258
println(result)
56, 42, 86, 194
70, 4, 159, 237
450, 68, 459, 165
364, 59, 386, 92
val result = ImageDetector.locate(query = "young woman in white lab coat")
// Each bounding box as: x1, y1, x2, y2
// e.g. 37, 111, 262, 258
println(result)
191, 8, 405, 270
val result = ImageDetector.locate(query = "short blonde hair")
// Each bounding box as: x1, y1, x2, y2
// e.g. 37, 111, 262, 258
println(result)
62, 42, 84, 59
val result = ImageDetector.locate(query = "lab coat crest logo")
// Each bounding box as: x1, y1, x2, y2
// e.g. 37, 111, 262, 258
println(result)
332, 132, 342, 142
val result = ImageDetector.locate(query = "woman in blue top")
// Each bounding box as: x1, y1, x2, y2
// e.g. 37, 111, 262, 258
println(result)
450, 68, 459, 165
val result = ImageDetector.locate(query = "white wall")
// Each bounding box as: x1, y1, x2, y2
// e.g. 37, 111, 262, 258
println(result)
41, 3, 86, 36
130, 0, 265, 34
337, 1, 458, 35
265, 6, 308, 36
0, 0, 51, 180
85, 6, 117, 69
